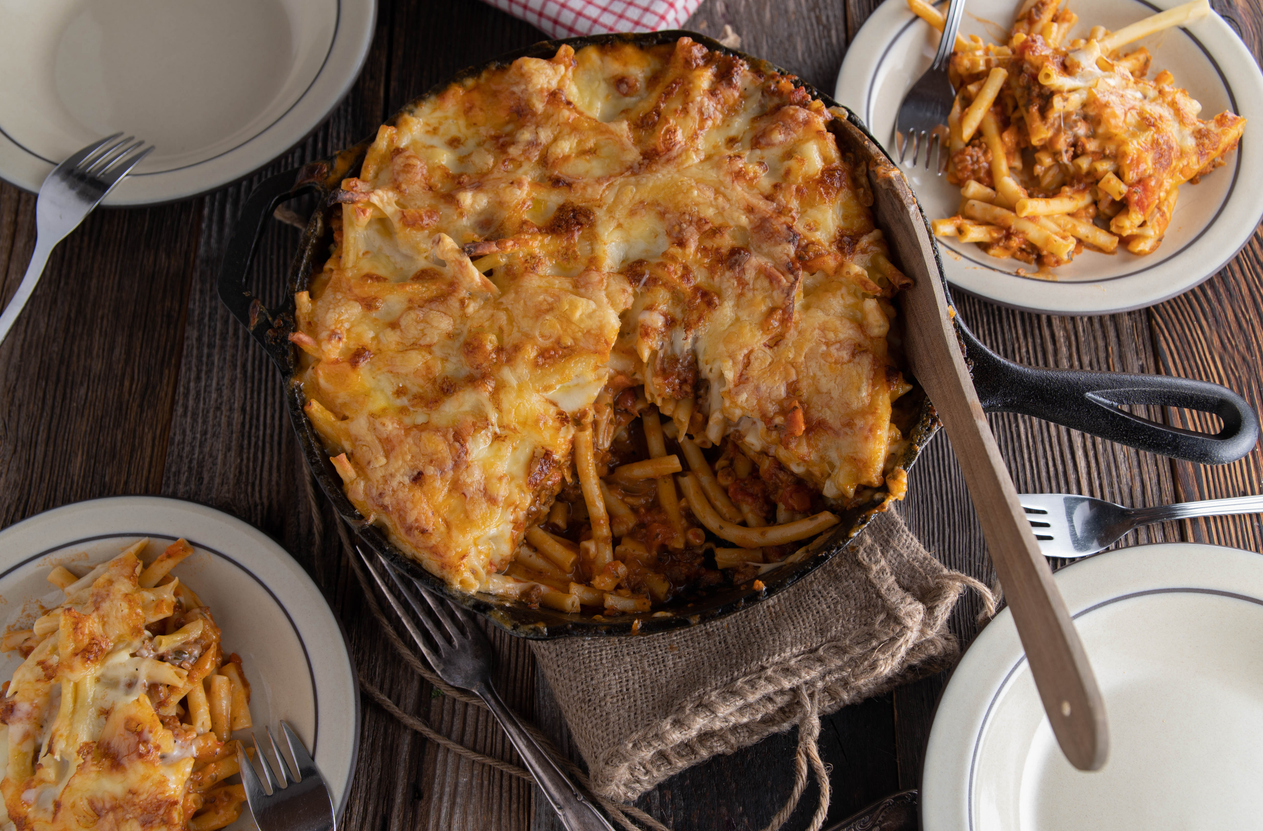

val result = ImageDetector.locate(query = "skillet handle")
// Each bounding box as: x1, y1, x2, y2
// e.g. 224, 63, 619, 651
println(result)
960, 324, 1260, 465
217, 166, 318, 367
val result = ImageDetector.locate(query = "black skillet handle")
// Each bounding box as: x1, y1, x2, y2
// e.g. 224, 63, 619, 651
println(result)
959, 323, 1259, 464
217, 166, 319, 367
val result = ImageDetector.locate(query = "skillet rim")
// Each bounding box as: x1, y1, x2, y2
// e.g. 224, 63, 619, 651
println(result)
267, 29, 945, 638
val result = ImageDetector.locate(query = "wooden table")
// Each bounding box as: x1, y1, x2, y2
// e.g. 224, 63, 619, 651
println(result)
1, 1, 1260, 828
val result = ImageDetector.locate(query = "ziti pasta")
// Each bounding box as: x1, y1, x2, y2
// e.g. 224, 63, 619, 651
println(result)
0, 540, 252, 831
295, 38, 916, 611
909, 0, 1245, 267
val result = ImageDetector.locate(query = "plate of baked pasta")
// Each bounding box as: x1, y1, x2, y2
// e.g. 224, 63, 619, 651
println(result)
0, 496, 358, 830
837, 0, 1263, 314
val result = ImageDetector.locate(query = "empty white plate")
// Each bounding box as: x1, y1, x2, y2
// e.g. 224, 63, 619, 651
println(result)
836, 0, 1263, 314
922, 542, 1263, 831
0, 496, 360, 827
0, 0, 376, 205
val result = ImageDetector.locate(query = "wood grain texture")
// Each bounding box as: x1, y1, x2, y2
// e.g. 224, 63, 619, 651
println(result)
0, 194, 199, 522
0, 0, 1261, 828
686, 0, 850, 92
380, 4, 545, 829
159, 3, 545, 829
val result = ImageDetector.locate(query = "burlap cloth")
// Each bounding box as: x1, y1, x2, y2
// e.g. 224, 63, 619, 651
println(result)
337, 502, 991, 831
530, 508, 978, 801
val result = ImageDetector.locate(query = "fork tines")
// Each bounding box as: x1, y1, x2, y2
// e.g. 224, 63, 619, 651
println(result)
239, 723, 313, 795
896, 128, 950, 173
1021, 503, 1055, 541
67, 133, 155, 188
0, 133, 154, 348
237, 721, 335, 831
892, 0, 966, 174
356, 547, 476, 670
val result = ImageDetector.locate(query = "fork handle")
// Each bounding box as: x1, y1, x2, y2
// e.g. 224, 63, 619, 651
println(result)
1126, 495, 1263, 525
0, 238, 54, 347
476, 682, 616, 831
932, 0, 966, 70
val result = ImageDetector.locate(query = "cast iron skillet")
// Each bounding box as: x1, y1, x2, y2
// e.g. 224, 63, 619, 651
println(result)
218, 31, 1258, 637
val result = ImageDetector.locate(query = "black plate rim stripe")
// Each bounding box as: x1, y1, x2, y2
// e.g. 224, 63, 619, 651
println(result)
866, 0, 1244, 286
0, 0, 344, 177
963, 585, 1263, 830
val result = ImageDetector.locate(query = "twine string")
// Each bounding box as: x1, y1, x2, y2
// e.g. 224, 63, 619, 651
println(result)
336, 516, 484, 707
942, 571, 999, 624
757, 686, 831, 831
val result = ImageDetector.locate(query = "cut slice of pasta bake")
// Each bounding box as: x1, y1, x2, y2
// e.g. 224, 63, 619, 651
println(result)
295, 38, 915, 610
0, 541, 251, 831
917, 0, 1245, 266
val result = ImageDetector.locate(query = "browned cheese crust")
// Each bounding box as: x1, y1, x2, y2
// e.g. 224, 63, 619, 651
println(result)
295, 39, 913, 593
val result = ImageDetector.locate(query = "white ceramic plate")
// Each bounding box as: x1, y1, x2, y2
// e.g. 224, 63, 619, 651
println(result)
836, 0, 1263, 315
921, 542, 1263, 831
0, 496, 359, 827
0, 0, 376, 206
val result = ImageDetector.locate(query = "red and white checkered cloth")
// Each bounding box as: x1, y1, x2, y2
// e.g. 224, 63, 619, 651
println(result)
485, 0, 704, 38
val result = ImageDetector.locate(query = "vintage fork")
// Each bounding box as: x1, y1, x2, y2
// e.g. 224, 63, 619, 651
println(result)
356, 548, 616, 831
0, 133, 153, 347
893, 0, 967, 171
237, 722, 336, 831
1021, 492, 1263, 558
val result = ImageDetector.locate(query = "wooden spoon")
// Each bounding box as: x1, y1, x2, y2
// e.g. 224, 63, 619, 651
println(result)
841, 117, 1110, 771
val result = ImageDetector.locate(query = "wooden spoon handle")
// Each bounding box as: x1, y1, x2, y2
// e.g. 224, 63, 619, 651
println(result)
844, 113, 1108, 770
938, 398, 1109, 771
899, 258, 1108, 770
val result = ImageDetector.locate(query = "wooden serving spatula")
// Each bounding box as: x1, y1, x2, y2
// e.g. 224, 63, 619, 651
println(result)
841, 117, 1109, 771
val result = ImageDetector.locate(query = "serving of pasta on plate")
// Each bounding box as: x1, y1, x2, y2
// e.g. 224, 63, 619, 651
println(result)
911, 0, 1245, 268
0, 540, 252, 831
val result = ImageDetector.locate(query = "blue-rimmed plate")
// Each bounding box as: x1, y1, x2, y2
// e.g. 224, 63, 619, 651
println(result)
836, 0, 1263, 315
0, 496, 360, 828
0, 0, 375, 206
921, 541, 1263, 830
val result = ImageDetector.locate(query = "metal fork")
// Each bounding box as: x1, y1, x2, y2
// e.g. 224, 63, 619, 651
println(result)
237, 721, 336, 831
1021, 493, 1263, 558
0, 133, 153, 347
894, 0, 966, 170
357, 548, 615, 831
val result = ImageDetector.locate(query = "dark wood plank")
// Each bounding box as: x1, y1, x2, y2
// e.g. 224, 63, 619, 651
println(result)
386, 0, 544, 118
1150, 238, 1263, 551
891, 299, 1183, 789
687, 0, 850, 92
155, 3, 546, 829
1146, 0, 1263, 547
155, 5, 443, 829
614, 693, 898, 831
1145, 0, 1263, 548
0, 190, 200, 524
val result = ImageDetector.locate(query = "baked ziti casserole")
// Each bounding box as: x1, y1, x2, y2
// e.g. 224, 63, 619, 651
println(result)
0, 540, 252, 830
294, 38, 916, 614
913, 0, 1245, 267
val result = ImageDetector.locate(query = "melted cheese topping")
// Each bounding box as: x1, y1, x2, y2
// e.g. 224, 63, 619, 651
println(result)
296, 39, 912, 592
0, 554, 198, 831
1031, 33, 1244, 204
939, 0, 1244, 263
